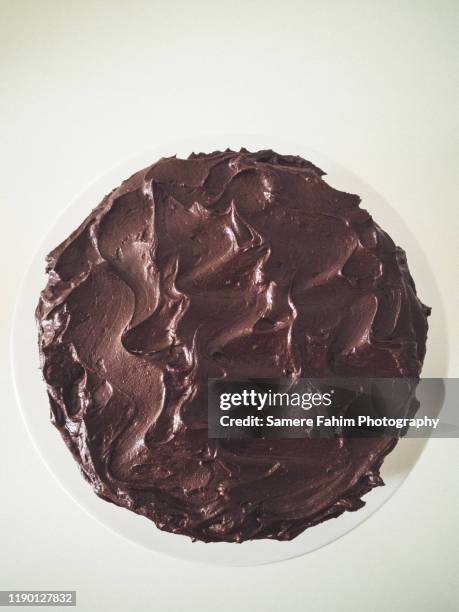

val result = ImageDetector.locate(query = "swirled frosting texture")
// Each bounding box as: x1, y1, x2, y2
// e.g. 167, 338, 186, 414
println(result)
36, 150, 430, 542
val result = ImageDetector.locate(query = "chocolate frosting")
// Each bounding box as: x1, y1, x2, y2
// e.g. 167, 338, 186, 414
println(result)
36, 149, 430, 542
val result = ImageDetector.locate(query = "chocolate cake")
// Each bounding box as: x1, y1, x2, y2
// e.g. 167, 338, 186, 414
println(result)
36, 149, 430, 542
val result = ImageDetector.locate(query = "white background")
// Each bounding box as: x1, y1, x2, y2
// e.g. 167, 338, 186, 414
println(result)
1, 1, 458, 610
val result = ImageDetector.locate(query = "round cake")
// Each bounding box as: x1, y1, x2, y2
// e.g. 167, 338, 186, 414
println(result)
36, 149, 430, 542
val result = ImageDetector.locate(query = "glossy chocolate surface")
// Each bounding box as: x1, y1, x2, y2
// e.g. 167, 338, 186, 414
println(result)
36, 150, 430, 542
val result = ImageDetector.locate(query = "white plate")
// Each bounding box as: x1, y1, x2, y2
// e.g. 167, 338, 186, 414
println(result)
11, 136, 447, 566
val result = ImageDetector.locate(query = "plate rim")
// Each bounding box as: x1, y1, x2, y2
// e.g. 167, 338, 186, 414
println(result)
10, 135, 444, 566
